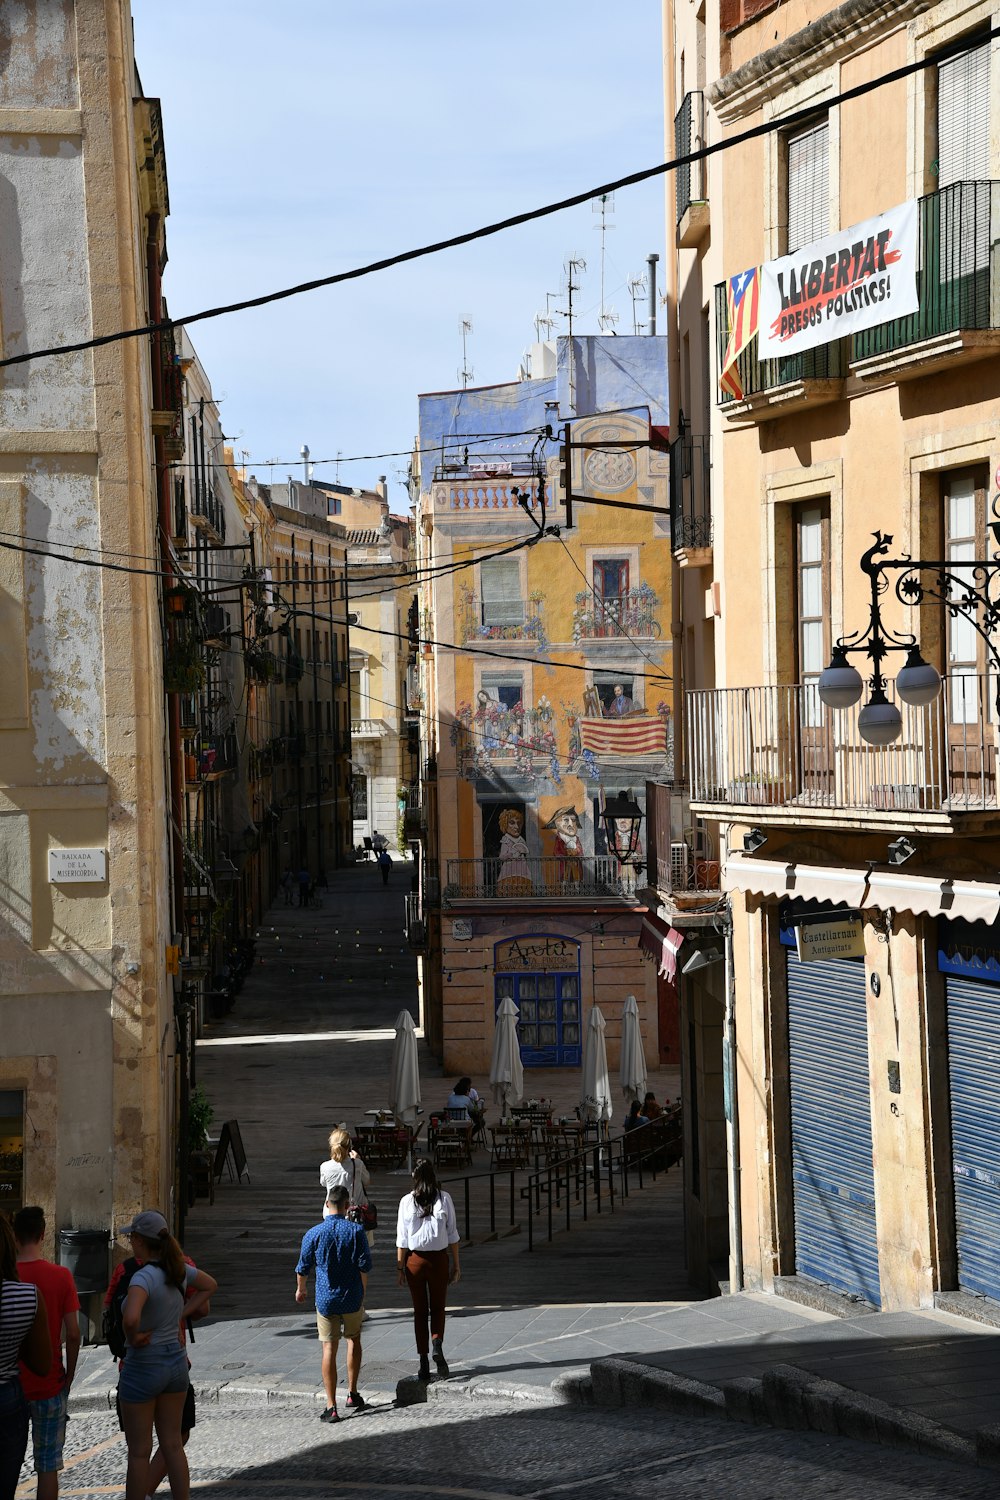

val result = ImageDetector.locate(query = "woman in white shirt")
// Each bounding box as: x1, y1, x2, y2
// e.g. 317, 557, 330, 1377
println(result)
395, 1159, 461, 1381
320, 1129, 374, 1244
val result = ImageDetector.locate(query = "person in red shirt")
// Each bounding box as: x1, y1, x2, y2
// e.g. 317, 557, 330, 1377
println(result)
13, 1207, 81, 1500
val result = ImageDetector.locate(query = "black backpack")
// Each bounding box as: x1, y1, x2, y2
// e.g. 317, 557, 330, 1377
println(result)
102, 1256, 139, 1360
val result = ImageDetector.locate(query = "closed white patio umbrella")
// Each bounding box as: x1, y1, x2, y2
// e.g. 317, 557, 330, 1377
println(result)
489, 996, 524, 1114
389, 1009, 421, 1125
619, 993, 647, 1105
581, 1004, 612, 1128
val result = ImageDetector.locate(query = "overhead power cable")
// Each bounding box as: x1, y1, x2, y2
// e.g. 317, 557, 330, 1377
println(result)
1, 34, 989, 373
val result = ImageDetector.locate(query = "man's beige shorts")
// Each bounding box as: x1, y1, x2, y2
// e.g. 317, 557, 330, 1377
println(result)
316, 1306, 364, 1342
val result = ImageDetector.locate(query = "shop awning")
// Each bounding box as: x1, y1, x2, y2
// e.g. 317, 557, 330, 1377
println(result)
724, 856, 868, 907
863, 872, 1000, 925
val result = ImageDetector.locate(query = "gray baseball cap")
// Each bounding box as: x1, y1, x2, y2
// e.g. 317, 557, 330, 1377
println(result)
118, 1210, 169, 1239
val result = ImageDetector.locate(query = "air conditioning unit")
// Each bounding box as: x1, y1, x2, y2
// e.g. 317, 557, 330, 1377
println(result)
670, 841, 692, 892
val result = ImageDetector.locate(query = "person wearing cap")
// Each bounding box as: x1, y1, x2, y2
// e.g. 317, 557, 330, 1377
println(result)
116, 1211, 216, 1500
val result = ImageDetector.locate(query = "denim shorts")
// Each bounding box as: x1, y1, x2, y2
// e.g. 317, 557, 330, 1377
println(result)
118, 1343, 190, 1404
29, 1390, 68, 1473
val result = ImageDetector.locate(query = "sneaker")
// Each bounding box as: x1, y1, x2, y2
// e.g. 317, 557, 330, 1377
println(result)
319, 1406, 340, 1423
432, 1339, 449, 1377
346, 1392, 365, 1410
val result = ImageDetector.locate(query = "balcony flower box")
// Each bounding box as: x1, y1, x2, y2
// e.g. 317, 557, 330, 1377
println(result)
726, 776, 791, 806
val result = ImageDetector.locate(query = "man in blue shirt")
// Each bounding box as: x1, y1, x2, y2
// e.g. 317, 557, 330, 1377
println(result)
295, 1184, 372, 1423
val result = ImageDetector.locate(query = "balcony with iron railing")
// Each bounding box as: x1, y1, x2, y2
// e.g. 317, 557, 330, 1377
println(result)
715, 181, 1000, 419
444, 855, 634, 903
850, 179, 1000, 376
404, 891, 426, 949
715, 279, 847, 417
669, 430, 711, 560
687, 674, 999, 828
674, 90, 708, 246
459, 587, 548, 649
572, 587, 662, 642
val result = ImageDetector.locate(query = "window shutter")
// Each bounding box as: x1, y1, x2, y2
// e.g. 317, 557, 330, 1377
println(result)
938, 42, 990, 188
480, 558, 524, 626
787, 119, 829, 253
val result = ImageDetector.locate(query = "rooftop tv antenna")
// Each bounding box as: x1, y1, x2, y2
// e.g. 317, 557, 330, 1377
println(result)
593, 193, 618, 333
459, 318, 474, 388
564, 256, 586, 412
628, 272, 648, 335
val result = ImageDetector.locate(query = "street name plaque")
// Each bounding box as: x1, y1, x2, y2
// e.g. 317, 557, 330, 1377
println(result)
48, 848, 107, 884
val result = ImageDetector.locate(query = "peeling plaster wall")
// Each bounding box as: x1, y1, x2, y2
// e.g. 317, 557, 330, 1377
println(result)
0, 1, 173, 1248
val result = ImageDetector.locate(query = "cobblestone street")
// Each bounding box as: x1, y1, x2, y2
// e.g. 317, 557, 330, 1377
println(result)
25, 1397, 1000, 1499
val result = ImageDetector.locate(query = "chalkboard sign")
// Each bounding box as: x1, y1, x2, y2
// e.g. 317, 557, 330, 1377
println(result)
213, 1120, 250, 1183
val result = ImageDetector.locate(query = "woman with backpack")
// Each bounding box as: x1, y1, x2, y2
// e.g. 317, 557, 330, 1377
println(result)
116, 1211, 216, 1500
0, 1216, 51, 1500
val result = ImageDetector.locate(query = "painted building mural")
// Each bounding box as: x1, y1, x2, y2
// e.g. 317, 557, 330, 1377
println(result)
415, 336, 674, 1077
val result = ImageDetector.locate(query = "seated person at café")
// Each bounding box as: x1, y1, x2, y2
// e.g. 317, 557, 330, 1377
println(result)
642, 1092, 662, 1119
624, 1099, 650, 1132
446, 1077, 482, 1121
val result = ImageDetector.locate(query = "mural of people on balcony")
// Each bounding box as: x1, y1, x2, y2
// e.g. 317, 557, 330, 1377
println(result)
496, 808, 533, 896
546, 806, 584, 888
614, 822, 644, 900
606, 683, 634, 717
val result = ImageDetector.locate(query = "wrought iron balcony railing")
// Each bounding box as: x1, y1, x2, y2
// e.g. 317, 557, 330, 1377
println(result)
572, 587, 662, 641
687, 674, 998, 815
674, 91, 706, 223
852, 179, 1000, 360
669, 432, 712, 551
444, 855, 630, 901
715, 281, 847, 405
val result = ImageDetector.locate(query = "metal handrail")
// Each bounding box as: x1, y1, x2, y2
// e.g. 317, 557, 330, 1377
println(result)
440, 1115, 680, 1249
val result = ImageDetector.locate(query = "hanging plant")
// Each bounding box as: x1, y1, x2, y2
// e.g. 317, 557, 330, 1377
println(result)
164, 633, 206, 694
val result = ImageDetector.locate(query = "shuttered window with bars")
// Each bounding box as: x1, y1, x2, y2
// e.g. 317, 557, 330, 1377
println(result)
786, 117, 829, 253
937, 38, 990, 187
480, 557, 524, 627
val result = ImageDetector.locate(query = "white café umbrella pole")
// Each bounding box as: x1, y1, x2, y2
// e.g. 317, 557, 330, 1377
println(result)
581, 1004, 612, 1141
389, 1009, 421, 1172
619, 993, 647, 1106
489, 996, 524, 1117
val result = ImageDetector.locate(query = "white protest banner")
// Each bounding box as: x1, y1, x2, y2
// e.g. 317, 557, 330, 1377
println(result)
758, 199, 918, 359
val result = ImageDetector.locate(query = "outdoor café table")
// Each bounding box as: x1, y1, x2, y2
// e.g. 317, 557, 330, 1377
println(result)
428, 1119, 473, 1168
490, 1124, 532, 1171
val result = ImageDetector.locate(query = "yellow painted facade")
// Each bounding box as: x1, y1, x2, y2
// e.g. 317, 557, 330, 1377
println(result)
664, 0, 1000, 1307
415, 385, 675, 1092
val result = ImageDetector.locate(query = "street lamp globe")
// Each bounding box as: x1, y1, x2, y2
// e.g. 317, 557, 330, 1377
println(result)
894, 646, 942, 707
817, 647, 865, 709
857, 688, 903, 745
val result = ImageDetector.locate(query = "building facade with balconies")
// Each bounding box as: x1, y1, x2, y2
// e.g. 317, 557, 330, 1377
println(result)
658, 0, 1000, 1313
413, 336, 676, 1084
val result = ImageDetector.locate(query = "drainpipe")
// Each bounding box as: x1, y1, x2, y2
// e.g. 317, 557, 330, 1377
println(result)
724, 910, 744, 1292
647, 253, 659, 336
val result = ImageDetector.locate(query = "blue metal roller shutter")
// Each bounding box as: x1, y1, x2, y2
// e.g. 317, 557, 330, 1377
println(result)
787, 950, 881, 1305
946, 974, 1000, 1300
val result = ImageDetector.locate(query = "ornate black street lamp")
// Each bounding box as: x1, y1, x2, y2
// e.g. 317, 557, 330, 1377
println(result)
602, 790, 644, 866
818, 527, 1000, 745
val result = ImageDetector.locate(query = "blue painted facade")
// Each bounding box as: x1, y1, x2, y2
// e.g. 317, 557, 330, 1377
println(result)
418, 334, 668, 459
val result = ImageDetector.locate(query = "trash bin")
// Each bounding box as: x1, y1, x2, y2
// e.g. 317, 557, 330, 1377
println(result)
57, 1228, 109, 1294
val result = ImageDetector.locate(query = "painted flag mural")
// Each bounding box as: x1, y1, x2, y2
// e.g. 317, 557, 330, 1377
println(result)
718, 266, 760, 400
757, 199, 918, 358
579, 716, 667, 756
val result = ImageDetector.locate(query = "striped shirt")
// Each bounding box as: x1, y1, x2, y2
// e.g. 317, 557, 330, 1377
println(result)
0, 1277, 38, 1383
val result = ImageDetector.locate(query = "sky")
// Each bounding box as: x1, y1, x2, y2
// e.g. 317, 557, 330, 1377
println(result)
131, 2, 668, 511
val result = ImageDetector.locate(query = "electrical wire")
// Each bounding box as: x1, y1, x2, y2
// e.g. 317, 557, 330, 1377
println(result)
0, 37, 983, 373
168, 429, 549, 472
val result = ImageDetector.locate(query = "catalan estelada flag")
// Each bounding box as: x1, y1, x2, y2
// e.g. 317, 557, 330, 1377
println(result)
719, 266, 760, 400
